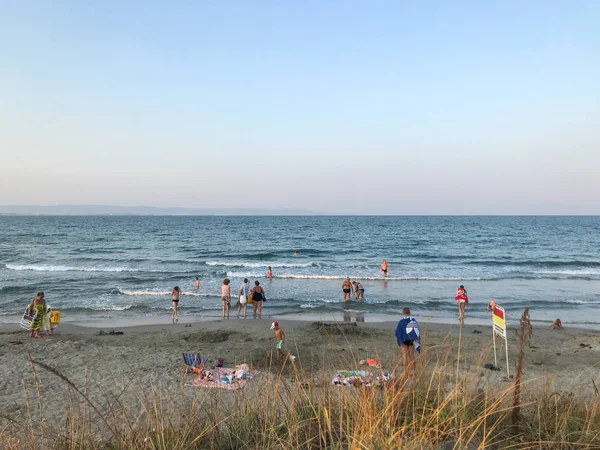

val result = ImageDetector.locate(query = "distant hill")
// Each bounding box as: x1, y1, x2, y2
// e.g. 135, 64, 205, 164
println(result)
0, 205, 317, 216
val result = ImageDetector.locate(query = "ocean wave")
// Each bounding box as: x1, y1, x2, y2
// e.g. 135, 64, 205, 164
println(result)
206, 261, 316, 269
5, 264, 140, 272
117, 289, 218, 297
465, 260, 600, 268
273, 274, 482, 281
532, 269, 600, 276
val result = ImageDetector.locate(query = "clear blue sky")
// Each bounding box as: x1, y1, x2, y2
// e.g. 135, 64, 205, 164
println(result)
1, 1, 599, 214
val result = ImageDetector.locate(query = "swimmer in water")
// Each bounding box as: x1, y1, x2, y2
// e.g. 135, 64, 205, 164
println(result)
380, 260, 388, 277
194, 276, 201, 290
267, 266, 273, 279
293, 251, 299, 256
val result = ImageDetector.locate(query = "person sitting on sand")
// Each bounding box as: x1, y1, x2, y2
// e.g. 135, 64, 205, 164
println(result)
27, 292, 46, 338
395, 307, 420, 376
267, 266, 273, 279
342, 278, 353, 301
269, 321, 286, 360
171, 286, 181, 323
251, 281, 265, 319
352, 281, 365, 301
221, 279, 231, 320
550, 318, 563, 330
380, 260, 388, 277
455, 285, 468, 323
237, 278, 250, 319
194, 276, 201, 290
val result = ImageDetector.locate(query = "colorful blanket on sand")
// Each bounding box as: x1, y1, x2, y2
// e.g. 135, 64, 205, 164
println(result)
332, 370, 392, 388
186, 367, 257, 390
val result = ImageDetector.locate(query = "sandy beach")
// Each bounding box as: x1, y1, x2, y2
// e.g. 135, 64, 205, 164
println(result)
1, 314, 599, 445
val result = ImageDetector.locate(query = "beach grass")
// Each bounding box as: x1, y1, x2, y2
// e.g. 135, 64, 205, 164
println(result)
2, 338, 600, 450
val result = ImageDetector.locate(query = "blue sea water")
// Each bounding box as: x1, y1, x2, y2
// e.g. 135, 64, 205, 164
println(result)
1, 216, 599, 327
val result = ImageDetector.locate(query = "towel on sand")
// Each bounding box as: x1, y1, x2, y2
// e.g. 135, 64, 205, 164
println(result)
186, 367, 257, 390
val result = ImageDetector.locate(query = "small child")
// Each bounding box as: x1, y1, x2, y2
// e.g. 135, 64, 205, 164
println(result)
194, 276, 201, 289
221, 279, 231, 319
270, 321, 285, 359
42, 305, 58, 336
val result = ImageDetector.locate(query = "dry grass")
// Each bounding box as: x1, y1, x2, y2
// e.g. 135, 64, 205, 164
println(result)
1, 334, 600, 450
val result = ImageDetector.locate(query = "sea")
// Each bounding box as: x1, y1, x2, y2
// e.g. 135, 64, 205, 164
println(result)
1, 216, 599, 328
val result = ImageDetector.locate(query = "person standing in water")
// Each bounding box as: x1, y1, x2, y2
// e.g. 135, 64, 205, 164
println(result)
267, 266, 273, 279
455, 285, 468, 323
237, 278, 251, 319
352, 281, 365, 301
342, 278, 353, 301
221, 278, 231, 320
380, 260, 388, 277
194, 276, 201, 290
171, 286, 181, 323
251, 281, 265, 319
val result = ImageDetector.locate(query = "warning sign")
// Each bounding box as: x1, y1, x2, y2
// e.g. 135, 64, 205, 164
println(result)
493, 306, 506, 338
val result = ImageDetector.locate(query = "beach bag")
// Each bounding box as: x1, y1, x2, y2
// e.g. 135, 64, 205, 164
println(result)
239, 294, 247, 305
50, 310, 61, 325
247, 292, 253, 304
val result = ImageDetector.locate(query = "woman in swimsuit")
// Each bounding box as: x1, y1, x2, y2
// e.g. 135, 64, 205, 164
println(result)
455, 285, 468, 323
352, 281, 365, 301
380, 260, 388, 277
251, 281, 265, 319
267, 266, 273, 279
221, 279, 231, 320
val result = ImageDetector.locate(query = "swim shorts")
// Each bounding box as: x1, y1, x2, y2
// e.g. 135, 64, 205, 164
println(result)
402, 340, 414, 347
343, 289, 351, 294
276, 340, 283, 349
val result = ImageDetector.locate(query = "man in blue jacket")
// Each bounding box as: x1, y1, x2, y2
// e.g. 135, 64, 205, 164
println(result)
395, 307, 420, 376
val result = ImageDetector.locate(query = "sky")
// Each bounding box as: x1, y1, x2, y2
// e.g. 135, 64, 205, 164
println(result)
1, 1, 599, 214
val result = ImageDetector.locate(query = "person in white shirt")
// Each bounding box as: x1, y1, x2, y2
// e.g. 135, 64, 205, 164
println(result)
237, 278, 251, 319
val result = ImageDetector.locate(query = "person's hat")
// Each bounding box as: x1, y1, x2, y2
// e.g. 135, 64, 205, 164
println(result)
270, 321, 278, 329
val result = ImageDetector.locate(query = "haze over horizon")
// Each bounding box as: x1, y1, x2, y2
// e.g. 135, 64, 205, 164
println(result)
1, 1, 599, 215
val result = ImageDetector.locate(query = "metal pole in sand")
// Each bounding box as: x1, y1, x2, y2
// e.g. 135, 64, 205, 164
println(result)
504, 338, 510, 378
492, 326, 497, 368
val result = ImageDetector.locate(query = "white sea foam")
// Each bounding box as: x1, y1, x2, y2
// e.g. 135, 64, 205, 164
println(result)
272, 274, 480, 281
117, 288, 216, 297
533, 269, 600, 276
207, 261, 315, 269
6, 264, 139, 273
